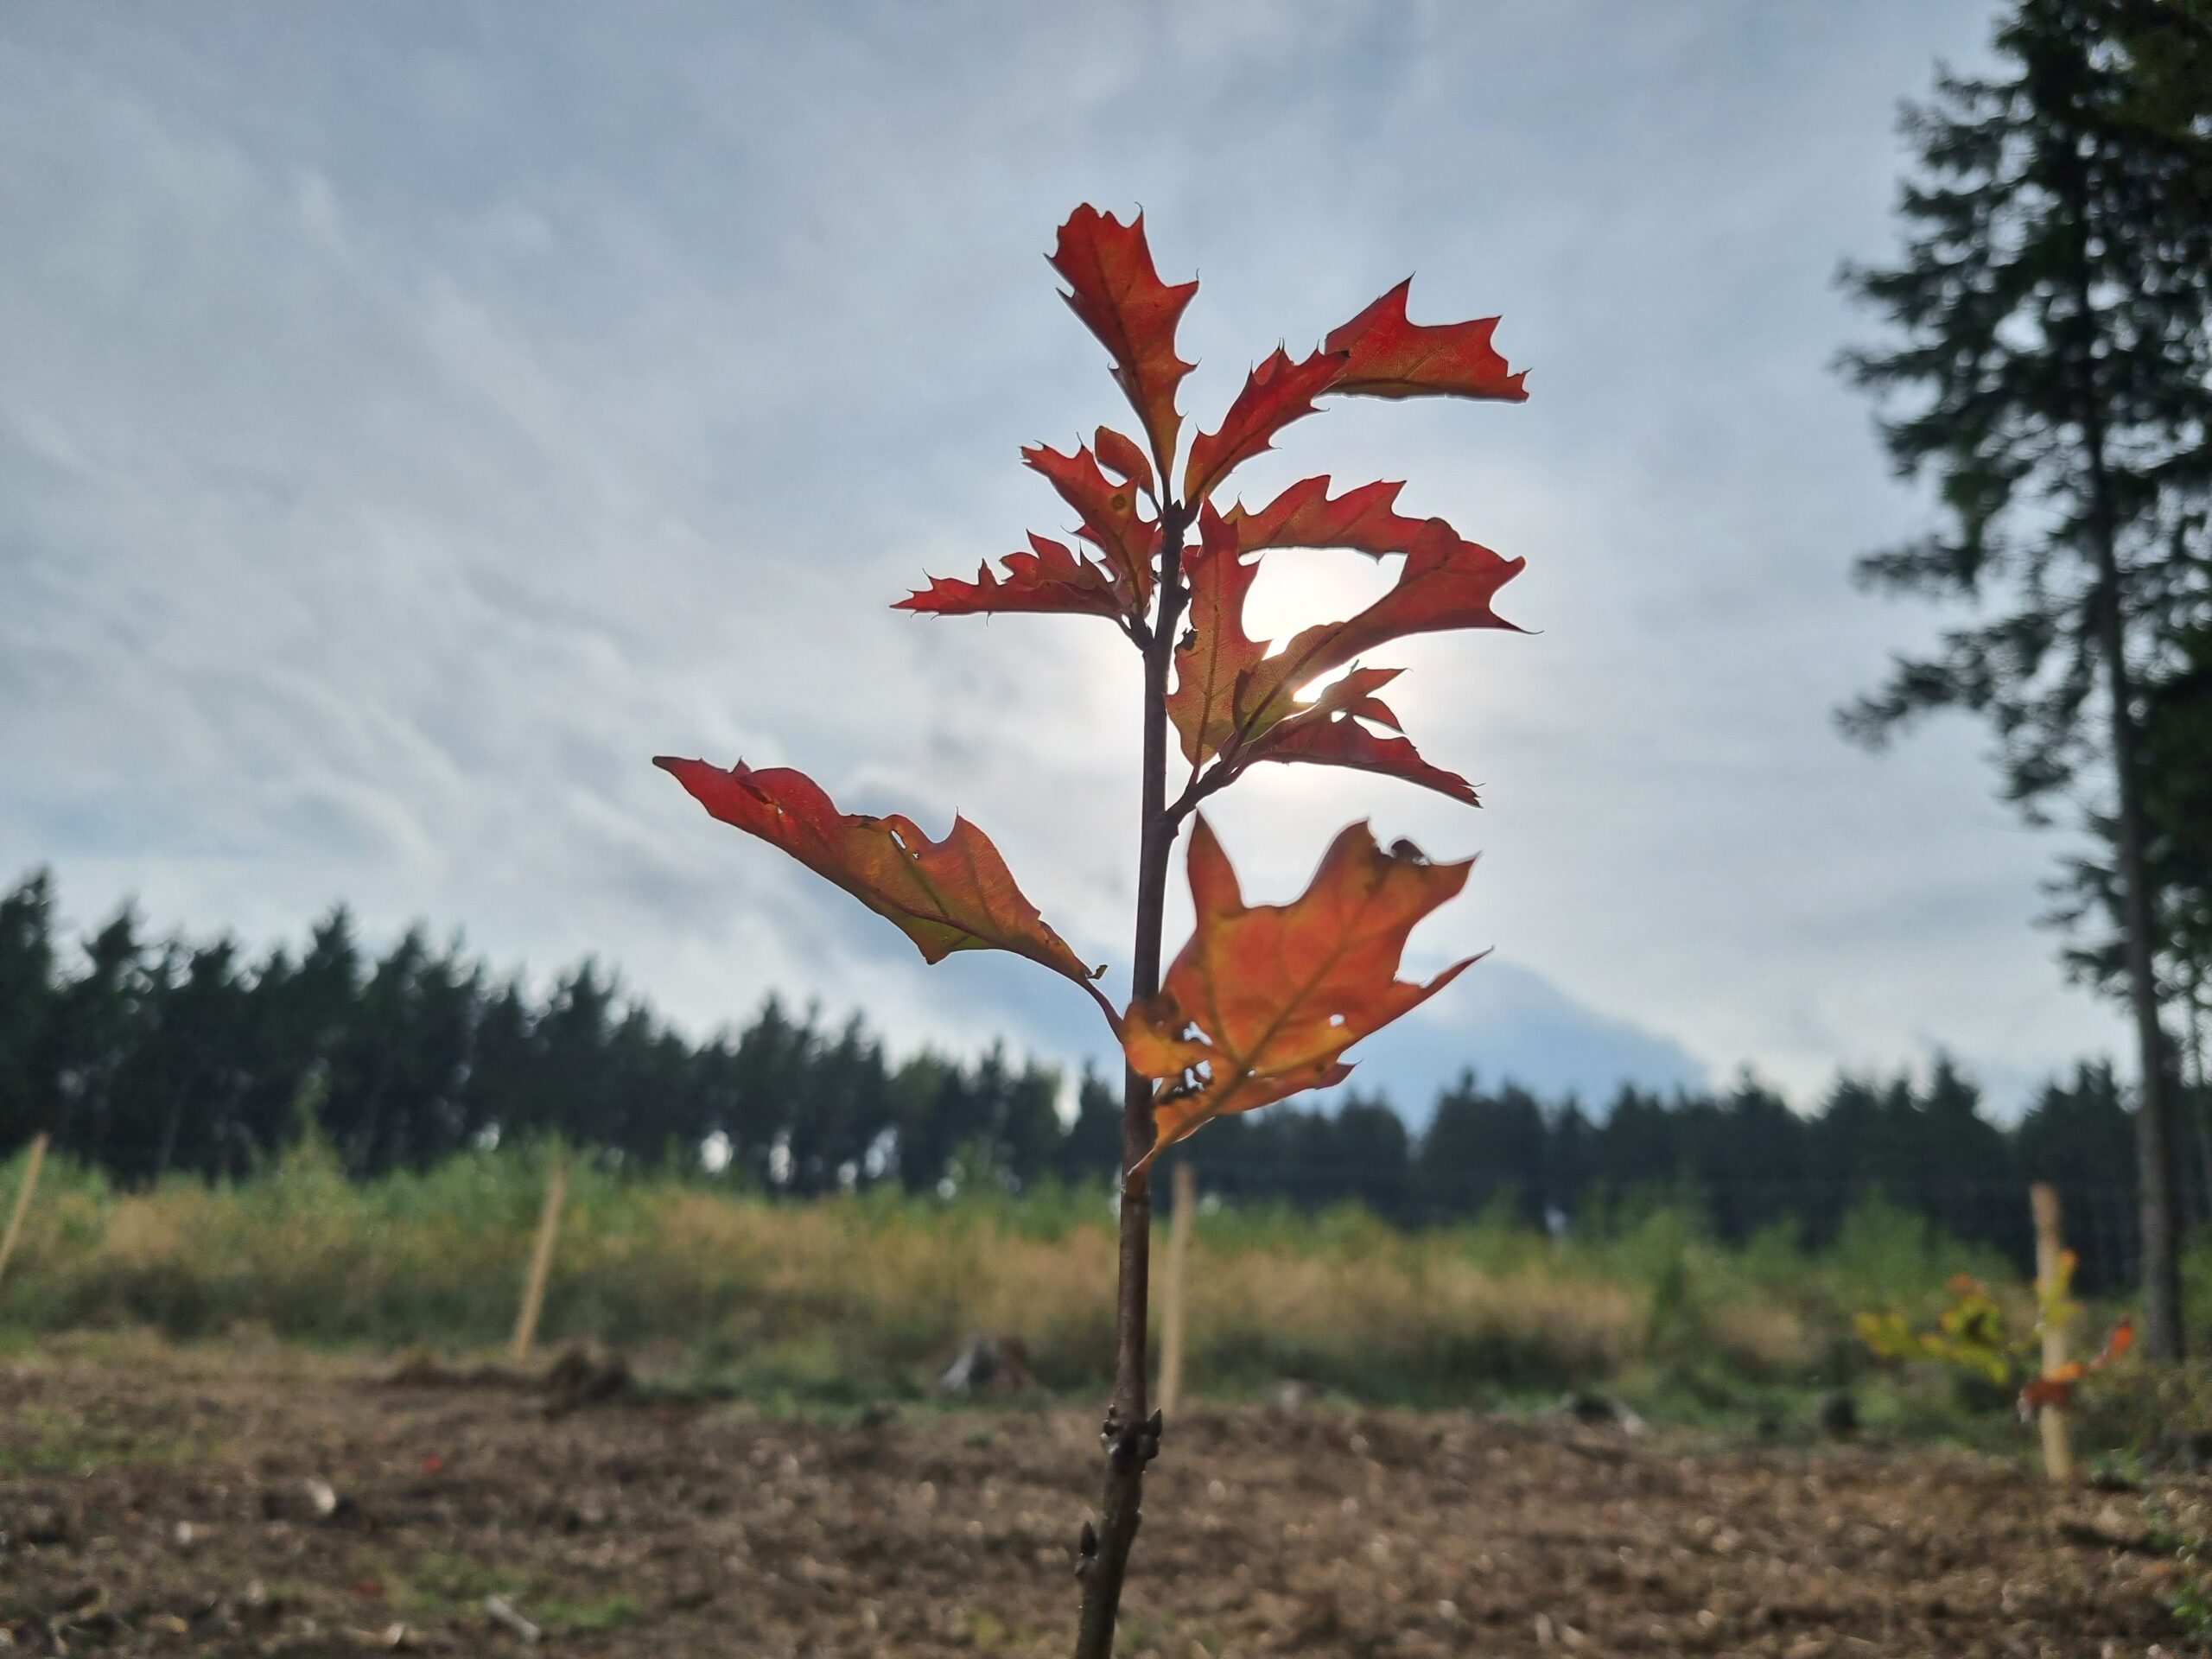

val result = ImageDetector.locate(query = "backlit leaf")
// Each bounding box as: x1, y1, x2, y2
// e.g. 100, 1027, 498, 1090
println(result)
1022, 442, 1158, 610
1256, 698, 1478, 809
1325, 279, 1529, 402
655, 758, 1103, 991
1237, 518, 1524, 734
1050, 207, 1197, 481
1093, 424, 1156, 501
1226, 475, 1433, 557
1183, 346, 1348, 504
1217, 663, 1482, 804
1122, 817, 1478, 1164
896, 533, 1130, 620
1166, 505, 1268, 765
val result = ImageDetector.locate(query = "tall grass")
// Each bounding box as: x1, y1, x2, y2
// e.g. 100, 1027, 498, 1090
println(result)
0, 1138, 2044, 1409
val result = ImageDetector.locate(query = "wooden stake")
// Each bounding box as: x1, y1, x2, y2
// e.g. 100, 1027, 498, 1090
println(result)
2031, 1182, 2074, 1484
1156, 1159, 1195, 1417
0, 1132, 51, 1289
512, 1152, 567, 1364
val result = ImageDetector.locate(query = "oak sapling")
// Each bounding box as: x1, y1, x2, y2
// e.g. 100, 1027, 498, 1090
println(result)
1858, 1260, 2135, 1421
657, 205, 1531, 1656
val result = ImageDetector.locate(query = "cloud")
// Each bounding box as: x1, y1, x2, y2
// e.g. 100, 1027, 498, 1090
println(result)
0, 1, 2125, 1125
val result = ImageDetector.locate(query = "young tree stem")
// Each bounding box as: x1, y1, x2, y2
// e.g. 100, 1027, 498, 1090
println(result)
1073, 505, 1189, 1659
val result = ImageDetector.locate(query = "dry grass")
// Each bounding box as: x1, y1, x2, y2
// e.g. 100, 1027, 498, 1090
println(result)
0, 1139, 2020, 1410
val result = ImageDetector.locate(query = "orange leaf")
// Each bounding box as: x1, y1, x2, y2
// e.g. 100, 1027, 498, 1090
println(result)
1226, 475, 1433, 557
1166, 505, 1269, 765
1183, 346, 1348, 505
655, 759, 1103, 995
1238, 518, 1524, 734
1122, 817, 1479, 1164
896, 533, 1131, 621
1022, 442, 1157, 611
1230, 662, 1482, 804
1325, 279, 1529, 401
1050, 207, 1197, 481
1094, 424, 1156, 501
1169, 507, 1522, 775
1258, 673, 1483, 806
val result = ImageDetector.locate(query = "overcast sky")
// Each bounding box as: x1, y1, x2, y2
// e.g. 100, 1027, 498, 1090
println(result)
0, 1, 2123, 1119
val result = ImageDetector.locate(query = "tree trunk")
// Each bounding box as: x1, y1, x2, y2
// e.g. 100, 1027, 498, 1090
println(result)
1072, 510, 1188, 1658
2075, 384, 2183, 1359
2098, 578, 2183, 1360
2190, 976, 2212, 1239
2063, 133, 2184, 1363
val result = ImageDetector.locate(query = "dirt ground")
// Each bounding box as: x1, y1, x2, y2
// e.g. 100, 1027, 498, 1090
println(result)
0, 1342, 2201, 1657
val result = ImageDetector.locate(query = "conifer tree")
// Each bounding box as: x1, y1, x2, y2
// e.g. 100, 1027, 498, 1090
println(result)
0, 873, 59, 1148
1840, 0, 2212, 1357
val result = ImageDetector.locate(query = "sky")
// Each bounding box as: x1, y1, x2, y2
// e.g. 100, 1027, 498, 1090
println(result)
0, 0, 2128, 1121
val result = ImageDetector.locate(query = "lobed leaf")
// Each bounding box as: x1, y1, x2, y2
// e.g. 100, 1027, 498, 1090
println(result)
1237, 518, 1524, 734
1324, 279, 1529, 402
1262, 701, 1482, 806
1234, 664, 1483, 806
1226, 475, 1433, 557
1050, 207, 1197, 482
1166, 505, 1269, 765
1122, 817, 1479, 1165
1177, 283, 1529, 500
1183, 346, 1348, 505
1169, 505, 1522, 783
654, 758, 1103, 992
1022, 442, 1158, 611
1093, 424, 1156, 501
896, 533, 1131, 620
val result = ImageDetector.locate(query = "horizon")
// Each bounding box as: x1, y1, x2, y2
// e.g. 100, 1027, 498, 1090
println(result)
3, 858, 2111, 1128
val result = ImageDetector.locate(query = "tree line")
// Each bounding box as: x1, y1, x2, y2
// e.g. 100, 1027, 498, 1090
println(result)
3, 867, 2196, 1286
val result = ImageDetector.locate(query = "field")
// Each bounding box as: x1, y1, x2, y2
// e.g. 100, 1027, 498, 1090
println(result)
3, 1143, 2205, 1654
1, 1338, 2201, 1657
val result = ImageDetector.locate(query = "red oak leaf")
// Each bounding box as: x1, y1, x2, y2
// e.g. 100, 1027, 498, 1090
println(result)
1226, 475, 1432, 557
1050, 207, 1197, 480
1022, 442, 1157, 610
1170, 510, 1522, 767
1237, 518, 1524, 734
654, 759, 1106, 1001
1123, 817, 1479, 1164
1262, 711, 1482, 807
1325, 279, 1529, 402
1093, 424, 1157, 502
1249, 666, 1483, 806
1166, 505, 1268, 765
1183, 346, 1348, 505
896, 533, 1131, 620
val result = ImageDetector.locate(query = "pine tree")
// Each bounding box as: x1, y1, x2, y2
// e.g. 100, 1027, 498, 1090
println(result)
1420, 1072, 1551, 1226
0, 873, 58, 1149
47, 905, 155, 1164
1839, 0, 2212, 1357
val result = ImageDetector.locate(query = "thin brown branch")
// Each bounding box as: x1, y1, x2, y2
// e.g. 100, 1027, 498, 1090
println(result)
1071, 500, 1188, 1659
1166, 753, 1245, 827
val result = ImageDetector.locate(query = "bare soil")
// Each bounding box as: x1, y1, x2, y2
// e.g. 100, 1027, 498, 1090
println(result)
0, 1342, 2199, 1656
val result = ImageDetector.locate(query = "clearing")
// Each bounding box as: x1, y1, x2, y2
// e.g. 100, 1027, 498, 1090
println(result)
0, 1341, 2196, 1656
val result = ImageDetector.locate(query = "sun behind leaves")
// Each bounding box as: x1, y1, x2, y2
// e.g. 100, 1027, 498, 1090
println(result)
657, 203, 1530, 1653
664, 203, 1529, 1166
